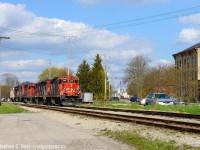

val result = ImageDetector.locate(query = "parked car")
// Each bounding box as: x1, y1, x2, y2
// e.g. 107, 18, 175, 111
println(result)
171, 97, 187, 105
130, 96, 139, 102
109, 97, 119, 101
139, 98, 146, 106
145, 93, 174, 106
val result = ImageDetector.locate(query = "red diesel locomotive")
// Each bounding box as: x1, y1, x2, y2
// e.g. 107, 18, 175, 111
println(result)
11, 75, 81, 106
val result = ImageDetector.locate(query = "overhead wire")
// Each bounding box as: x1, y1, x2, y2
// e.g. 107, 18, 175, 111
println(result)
103, 10, 200, 30
74, 37, 92, 52
0, 5, 200, 37
0, 5, 200, 59
0, 45, 59, 55
91, 5, 200, 29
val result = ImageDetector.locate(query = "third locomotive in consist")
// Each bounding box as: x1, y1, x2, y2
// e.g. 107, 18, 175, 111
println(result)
10, 75, 81, 106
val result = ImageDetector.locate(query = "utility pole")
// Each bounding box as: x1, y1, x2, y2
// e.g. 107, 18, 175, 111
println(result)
103, 55, 111, 100
0, 36, 10, 99
49, 60, 52, 79
104, 66, 107, 100
66, 36, 76, 75
67, 38, 71, 75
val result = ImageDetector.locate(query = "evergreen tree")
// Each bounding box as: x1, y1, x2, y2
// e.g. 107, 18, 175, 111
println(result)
89, 54, 105, 100
76, 59, 90, 92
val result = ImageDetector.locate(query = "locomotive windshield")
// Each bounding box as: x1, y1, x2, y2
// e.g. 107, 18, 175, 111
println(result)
62, 78, 68, 83
69, 77, 74, 83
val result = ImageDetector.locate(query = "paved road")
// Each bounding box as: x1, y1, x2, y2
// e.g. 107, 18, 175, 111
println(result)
0, 113, 132, 150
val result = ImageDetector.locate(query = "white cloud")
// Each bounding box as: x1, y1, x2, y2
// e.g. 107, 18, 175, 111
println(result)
149, 58, 173, 68
179, 13, 200, 24
176, 28, 200, 44
1, 59, 48, 70
156, 58, 172, 65
176, 13, 200, 44
1, 59, 48, 82
0, 3, 36, 28
1, 51, 23, 59
0, 2, 154, 82
17, 71, 39, 82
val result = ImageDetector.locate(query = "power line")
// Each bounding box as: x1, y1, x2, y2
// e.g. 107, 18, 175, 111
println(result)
0, 45, 50, 55
0, 38, 91, 56
74, 37, 92, 53
0, 45, 67, 56
0, 5, 199, 63
104, 11, 200, 30
92, 5, 200, 29
0, 5, 200, 37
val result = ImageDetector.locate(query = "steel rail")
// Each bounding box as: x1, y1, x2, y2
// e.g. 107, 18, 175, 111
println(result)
11, 102, 200, 119
75, 105, 200, 119
21, 103, 200, 134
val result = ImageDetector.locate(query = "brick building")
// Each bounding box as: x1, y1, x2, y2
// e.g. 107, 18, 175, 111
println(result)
173, 43, 200, 102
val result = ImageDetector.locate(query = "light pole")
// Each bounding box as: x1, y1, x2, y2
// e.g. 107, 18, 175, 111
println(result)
0, 36, 10, 100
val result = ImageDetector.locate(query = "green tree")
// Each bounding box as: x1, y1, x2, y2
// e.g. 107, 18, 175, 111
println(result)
89, 54, 105, 100
76, 59, 91, 92
38, 67, 73, 81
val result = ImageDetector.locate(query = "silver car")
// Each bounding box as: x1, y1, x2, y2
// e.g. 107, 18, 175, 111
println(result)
145, 93, 174, 106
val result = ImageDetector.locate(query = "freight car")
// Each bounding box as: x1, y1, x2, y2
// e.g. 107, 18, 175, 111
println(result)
11, 75, 81, 106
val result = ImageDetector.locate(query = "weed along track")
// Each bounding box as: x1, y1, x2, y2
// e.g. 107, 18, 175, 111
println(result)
19, 103, 200, 134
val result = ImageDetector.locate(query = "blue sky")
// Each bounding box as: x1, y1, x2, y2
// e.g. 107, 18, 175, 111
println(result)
0, 0, 200, 89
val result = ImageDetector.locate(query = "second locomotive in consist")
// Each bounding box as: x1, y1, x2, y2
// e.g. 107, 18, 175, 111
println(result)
11, 75, 81, 106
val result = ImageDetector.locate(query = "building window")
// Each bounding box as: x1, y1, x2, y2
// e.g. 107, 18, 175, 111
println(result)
179, 61, 182, 68
193, 55, 197, 66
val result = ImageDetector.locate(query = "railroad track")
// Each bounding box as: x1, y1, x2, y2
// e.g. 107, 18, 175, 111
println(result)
19, 103, 200, 134
76, 105, 200, 119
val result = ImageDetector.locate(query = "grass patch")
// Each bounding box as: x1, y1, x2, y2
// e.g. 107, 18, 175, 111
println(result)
0, 103, 26, 114
101, 129, 195, 150
82, 101, 200, 115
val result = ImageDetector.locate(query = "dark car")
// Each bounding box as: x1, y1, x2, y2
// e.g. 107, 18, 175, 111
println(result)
109, 97, 119, 101
130, 96, 139, 102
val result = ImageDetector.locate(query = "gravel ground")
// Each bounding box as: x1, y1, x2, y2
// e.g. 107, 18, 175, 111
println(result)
21, 106, 200, 148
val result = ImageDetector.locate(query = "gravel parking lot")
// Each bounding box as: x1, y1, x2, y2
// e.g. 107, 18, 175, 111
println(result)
10, 106, 200, 149
0, 106, 134, 150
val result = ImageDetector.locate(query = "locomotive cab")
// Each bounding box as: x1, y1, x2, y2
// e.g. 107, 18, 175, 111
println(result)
58, 76, 79, 97
57, 75, 80, 106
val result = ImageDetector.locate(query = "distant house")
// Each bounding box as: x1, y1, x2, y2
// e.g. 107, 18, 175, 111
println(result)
173, 43, 200, 102
116, 88, 129, 99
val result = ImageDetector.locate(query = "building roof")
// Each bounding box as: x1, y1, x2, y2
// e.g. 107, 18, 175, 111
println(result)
172, 42, 200, 57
